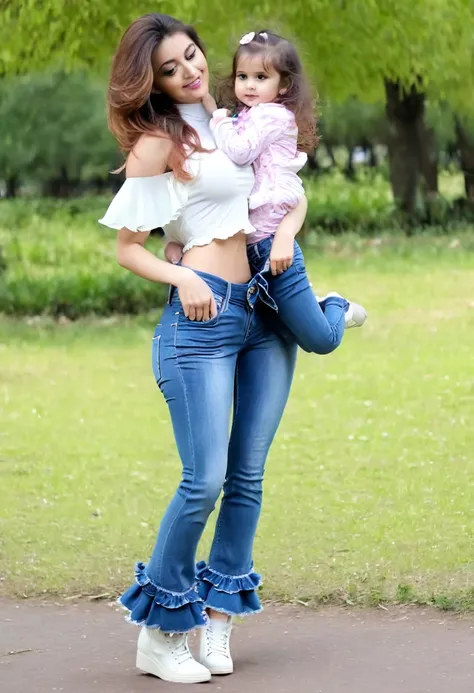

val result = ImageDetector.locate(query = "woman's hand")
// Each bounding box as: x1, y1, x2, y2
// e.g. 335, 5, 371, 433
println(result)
176, 268, 217, 321
269, 230, 294, 275
202, 93, 218, 115
164, 241, 183, 265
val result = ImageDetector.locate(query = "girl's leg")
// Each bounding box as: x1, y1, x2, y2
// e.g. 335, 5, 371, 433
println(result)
119, 302, 239, 635
198, 312, 297, 616
268, 241, 349, 354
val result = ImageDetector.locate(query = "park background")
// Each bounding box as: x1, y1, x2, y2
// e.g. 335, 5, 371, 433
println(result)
0, 2, 473, 610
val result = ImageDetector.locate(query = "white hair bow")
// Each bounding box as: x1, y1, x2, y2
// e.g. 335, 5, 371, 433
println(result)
239, 31, 269, 45
240, 32, 255, 45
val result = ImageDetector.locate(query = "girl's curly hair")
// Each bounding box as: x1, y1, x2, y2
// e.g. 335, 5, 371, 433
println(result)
217, 30, 318, 153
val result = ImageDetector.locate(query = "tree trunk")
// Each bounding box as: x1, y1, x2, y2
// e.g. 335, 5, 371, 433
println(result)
323, 140, 337, 168
108, 170, 125, 193
89, 176, 107, 195
416, 121, 438, 195
306, 153, 320, 173
344, 146, 356, 180
42, 167, 71, 197
58, 166, 70, 197
384, 80, 425, 220
364, 141, 378, 168
455, 117, 474, 201
416, 119, 439, 222
6, 174, 19, 198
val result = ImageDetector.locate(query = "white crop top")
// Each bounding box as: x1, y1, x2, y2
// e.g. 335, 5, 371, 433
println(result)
99, 103, 255, 252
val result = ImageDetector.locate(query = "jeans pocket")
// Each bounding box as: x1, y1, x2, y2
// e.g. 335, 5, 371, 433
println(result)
178, 294, 225, 328
152, 333, 162, 384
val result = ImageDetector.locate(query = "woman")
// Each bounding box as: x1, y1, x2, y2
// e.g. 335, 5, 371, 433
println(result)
100, 13, 304, 684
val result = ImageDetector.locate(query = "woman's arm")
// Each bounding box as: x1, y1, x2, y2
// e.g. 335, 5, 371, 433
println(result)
115, 135, 217, 321
116, 227, 186, 285
269, 196, 308, 276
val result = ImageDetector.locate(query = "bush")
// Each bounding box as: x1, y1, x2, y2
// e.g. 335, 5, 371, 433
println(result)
0, 196, 110, 228
303, 169, 471, 233
303, 171, 395, 233
0, 272, 168, 319
0, 205, 167, 317
0, 173, 471, 317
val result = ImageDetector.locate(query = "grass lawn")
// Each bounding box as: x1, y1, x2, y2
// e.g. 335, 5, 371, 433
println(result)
1, 234, 474, 609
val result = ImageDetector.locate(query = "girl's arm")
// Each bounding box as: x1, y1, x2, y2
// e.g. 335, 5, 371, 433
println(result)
209, 104, 290, 167
269, 196, 308, 276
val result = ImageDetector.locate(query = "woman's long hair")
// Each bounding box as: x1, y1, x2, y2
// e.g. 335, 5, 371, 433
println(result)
217, 31, 318, 154
107, 13, 207, 181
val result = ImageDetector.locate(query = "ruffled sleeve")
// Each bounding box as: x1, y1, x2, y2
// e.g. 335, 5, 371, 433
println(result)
98, 173, 188, 232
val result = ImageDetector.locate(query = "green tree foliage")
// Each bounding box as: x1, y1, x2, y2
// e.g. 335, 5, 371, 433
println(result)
1, 1, 473, 210
321, 99, 386, 148
0, 71, 117, 194
1, 1, 473, 109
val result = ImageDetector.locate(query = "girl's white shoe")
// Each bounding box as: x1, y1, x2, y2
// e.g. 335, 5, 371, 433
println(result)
200, 616, 234, 675
320, 291, 368, 328
344, 301, 368, 328
136, 627, 211, 684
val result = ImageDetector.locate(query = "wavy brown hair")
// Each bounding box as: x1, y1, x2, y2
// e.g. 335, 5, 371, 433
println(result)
107, 13, 208, 181
217, 30, 318, 154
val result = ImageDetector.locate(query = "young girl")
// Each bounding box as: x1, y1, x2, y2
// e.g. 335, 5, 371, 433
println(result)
167, 30, 367, 354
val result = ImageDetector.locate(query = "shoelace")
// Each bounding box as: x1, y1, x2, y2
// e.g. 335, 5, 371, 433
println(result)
206, 626, 230, 658
166, 634, 193, 665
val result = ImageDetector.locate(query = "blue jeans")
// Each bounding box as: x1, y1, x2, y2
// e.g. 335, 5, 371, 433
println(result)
247, 238, 349, 354
119, 271, 297, 633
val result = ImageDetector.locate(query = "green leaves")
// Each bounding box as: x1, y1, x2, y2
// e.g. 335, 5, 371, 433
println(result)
1, 1, 473, 110
0, 71, 117, 181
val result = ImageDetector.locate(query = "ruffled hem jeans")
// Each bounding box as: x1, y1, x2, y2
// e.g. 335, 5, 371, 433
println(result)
119, 270, 296, 632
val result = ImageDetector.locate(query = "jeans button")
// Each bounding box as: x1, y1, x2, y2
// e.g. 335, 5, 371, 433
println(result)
248, 286, 256, 295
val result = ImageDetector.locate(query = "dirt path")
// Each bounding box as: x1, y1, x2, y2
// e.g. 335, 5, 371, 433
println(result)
1, 599, 473, 692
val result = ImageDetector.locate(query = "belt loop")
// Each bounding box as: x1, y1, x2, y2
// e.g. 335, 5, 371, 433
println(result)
223, 280, 231, 312
167, 284, 174, 305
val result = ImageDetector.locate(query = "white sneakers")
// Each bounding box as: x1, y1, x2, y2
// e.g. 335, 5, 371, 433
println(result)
136, 627, 211, 684
136, 617, 234, 683
344, 301, 368, 329
200, 616, 233, 675
320, 291, 368, 329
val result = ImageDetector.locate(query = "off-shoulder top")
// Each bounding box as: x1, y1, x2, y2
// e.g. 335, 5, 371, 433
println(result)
99, 103, 255, 253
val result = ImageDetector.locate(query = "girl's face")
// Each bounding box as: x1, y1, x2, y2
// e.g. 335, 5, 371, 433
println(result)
234, 53, 283, 108
153, 32, 209, 104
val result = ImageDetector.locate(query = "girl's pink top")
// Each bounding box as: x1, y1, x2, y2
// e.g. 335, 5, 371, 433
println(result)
210, 103, 307, 242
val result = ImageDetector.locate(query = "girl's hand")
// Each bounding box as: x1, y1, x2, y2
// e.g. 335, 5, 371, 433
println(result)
176, 268, 217, 322
164, 241, 183, 265
269, 230, 294, 276
202, 93, 218, 115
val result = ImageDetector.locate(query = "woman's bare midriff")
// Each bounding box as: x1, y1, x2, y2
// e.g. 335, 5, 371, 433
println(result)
181, 232, 252, 284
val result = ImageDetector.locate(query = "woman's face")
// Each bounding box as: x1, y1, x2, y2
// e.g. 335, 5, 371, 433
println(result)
153, 32, 209, 104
